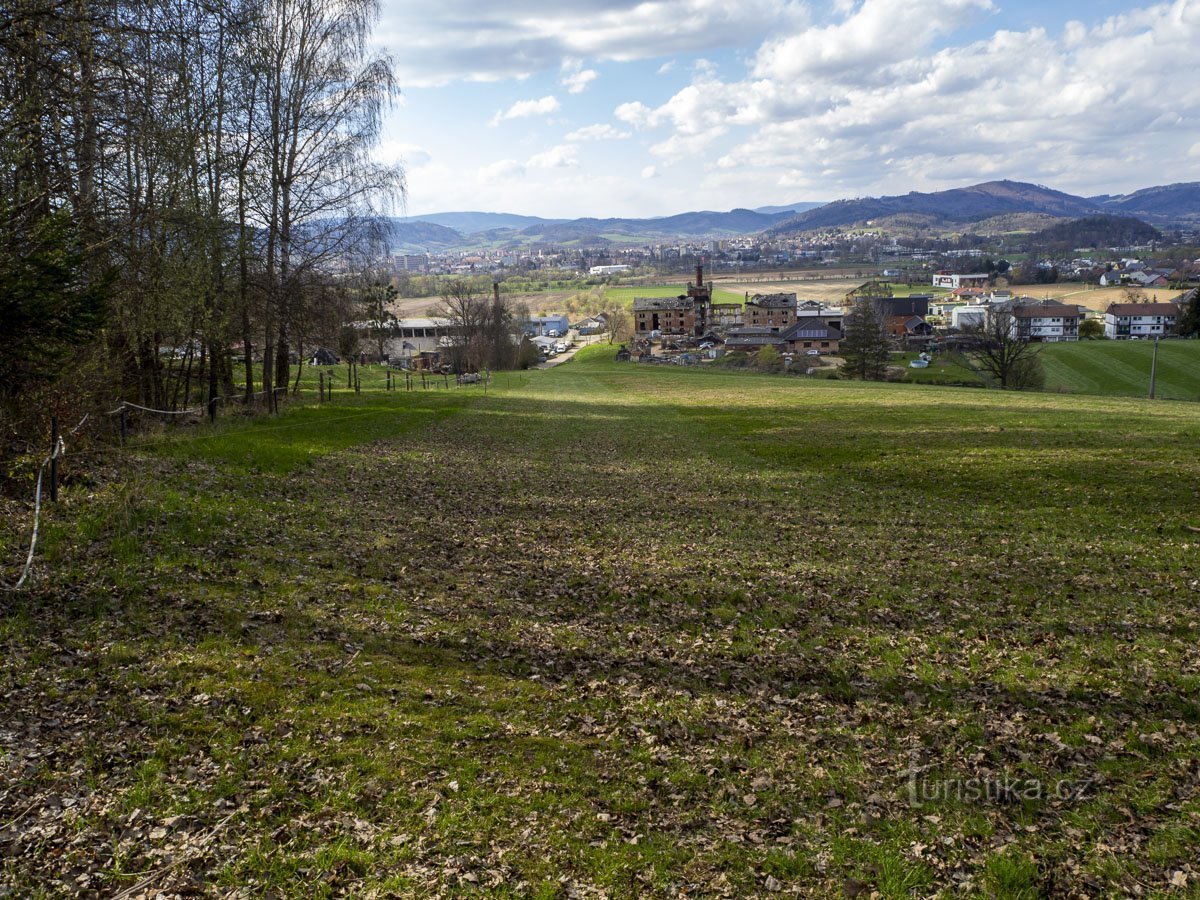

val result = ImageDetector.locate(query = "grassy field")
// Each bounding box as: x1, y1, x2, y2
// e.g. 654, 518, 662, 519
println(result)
602, 284, 745, 306
1040, 340, 1200, 401
3, 349, 1200, 897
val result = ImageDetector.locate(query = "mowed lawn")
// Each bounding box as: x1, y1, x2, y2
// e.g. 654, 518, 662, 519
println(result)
3, 347, 1200, 897
1041, 340, 1200, 401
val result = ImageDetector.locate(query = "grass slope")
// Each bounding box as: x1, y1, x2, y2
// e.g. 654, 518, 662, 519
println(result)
1040, 340, 1200, 401
3, 349, 1200, 897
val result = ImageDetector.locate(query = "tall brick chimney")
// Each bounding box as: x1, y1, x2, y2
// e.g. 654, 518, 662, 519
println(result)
695, 263, 704, 289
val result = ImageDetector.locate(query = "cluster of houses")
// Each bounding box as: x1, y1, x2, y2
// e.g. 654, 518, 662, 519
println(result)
625, 271, 1197, 365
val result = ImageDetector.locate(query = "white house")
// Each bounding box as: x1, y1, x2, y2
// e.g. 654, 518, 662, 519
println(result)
1103, 303, 1178, 339
1009, 304, 1082, 342
932, 273, 989, 290
951, 305, 989, 330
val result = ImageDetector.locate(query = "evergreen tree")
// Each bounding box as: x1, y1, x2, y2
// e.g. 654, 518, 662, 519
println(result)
840, 299, 891, 380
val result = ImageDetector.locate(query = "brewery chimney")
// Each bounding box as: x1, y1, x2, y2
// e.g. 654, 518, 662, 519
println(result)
695, 263, 704, 289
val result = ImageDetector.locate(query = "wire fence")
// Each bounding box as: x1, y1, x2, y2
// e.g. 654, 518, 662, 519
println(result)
2, 367, 496, 591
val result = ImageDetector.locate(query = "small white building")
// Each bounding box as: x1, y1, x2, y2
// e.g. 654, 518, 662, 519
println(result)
932, 273, 990, 290
588, 264, 631, 276
381, 317, 453, 360
951, 305, 989, 330
1103, 303, 1178, 339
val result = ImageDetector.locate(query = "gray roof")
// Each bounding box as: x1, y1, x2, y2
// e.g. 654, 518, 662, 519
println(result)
746, 292, 797, 308
633, 295, 694, 311
781, 320, 842, 341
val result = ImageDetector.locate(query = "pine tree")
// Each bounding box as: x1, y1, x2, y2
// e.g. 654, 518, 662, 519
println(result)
840, 299, 891, 380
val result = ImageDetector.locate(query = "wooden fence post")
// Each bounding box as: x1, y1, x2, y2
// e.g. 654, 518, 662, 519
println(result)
49, 416, 59, 502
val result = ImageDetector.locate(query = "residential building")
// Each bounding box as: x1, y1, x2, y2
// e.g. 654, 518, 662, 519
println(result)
1103, 303, 1179, 339
886, 315, 934, 338
781, 319, 842, 354
723, 327, 785, 353
933, 273, 990, 290
1010, 303, 1082, 342
951, 305, 988, 330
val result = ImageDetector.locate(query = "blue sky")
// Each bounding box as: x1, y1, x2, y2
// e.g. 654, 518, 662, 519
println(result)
371, 0, 1200, 218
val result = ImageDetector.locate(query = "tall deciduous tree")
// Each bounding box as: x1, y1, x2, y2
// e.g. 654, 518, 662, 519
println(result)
965, 308, 1045, 390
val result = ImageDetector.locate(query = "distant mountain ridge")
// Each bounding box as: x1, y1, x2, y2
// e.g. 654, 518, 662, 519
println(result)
384, 181, 1197, 252
770, 180, 1199, 234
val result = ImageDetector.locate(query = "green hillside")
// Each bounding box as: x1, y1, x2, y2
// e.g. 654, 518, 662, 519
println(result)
1040, 339, 1200, 400
3, 349, 1199, 896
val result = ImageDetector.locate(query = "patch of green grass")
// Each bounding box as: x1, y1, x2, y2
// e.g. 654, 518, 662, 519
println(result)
1039, 339, 1200, 400
983, 849, 1042, 898
3, 341, 1199, 896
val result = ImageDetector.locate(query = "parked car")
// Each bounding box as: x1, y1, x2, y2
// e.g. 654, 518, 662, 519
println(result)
806, 349, 821, 356
555, 342, 569, 353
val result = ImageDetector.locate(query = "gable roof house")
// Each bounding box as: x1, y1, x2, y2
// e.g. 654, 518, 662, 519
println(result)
1103, 302, 1179, 339
1009, 303, 1082, 342
723, 327, 787, 353
781, 319, 842, 354
886, 315, 935, 338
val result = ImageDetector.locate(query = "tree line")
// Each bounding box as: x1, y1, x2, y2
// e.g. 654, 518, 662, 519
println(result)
1, 0, 402, 451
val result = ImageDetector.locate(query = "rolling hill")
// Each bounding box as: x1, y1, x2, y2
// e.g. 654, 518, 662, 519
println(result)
384, 180, 1197, 251
771, 180, 1101, 233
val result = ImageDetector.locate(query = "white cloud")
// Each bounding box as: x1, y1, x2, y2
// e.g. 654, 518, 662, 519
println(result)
528, 144, 579, 168
374, 141, 432, 167
376, 0, 806, 87
490, 95, 561, 126
478, 159, 526, 181
561, 64, 599, 94
565, 123, 631, 141
656, 60, 676, 75
613, 0, 1200, 199
641, 165, 658, 179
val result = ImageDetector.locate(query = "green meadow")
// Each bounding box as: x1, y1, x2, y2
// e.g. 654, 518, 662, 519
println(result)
1040, 340, 1200, 401
3, 346, 1199, 897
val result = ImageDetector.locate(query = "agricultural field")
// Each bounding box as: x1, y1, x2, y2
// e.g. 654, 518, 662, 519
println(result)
3, 349, 1200, 897
1001, 283, 1183, 312
1040, 339, 1200, 401
602, 284, 745, 306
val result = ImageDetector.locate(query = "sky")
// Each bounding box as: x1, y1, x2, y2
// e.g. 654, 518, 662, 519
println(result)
370, 0, 1200, 218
